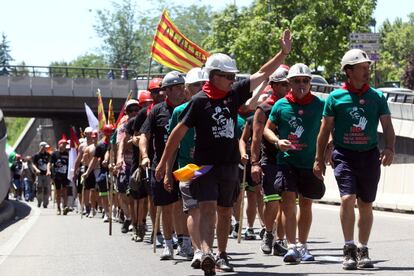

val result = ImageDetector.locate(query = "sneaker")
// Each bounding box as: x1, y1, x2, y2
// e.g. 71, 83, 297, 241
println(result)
88, 209, 95, 218
160, 245, 174, 260
273, 239, 288, 256
131, 225, 138, 241
357, 246, 374, 269
259, 227, 266, 240
191, 249, 203, 269
201, 253, 216, 275
121, 219, 131, 233
56, 208, 61, 215
244, 228, 256, 240
260, 232, 274, 254
298, 244, 314, 261
136, 224, 145, 242
342, 244, 357, 270
62, 207, 69, 215
177, 243, 194, 259
103, 214, 109, 223
283, 245, 301, 264
172, 233, 179, 249
215, 252, 234, 272
231, 222, 239, 239
128, 224, 134, 232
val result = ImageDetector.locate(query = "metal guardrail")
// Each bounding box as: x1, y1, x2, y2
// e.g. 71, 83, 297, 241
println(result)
383, 91, 414, 104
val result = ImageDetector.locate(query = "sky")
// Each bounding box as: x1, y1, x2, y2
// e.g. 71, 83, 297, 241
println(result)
0, 0, 412, 66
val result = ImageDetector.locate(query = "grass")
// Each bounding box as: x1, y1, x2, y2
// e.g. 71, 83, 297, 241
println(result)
5, 117, 30, 146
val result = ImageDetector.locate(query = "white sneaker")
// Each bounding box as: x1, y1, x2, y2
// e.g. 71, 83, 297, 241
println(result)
103, 214, 109, 223
191, 249, 203, 268
160, 245, 174, 260
88, 211, 94, 218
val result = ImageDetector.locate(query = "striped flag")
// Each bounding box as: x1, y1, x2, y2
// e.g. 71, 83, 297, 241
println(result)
67, 127, 80, 182
151, 10, 210, 73
115, 90, 132, 128
96, 89, 106, 130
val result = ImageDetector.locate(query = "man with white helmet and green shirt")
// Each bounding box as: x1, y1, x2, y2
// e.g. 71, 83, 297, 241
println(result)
313, 49, 395, 270
264, 63, 326, 265
156, 29, 292, 275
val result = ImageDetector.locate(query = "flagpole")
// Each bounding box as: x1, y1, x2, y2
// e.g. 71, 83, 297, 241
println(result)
146, 57, 153, 89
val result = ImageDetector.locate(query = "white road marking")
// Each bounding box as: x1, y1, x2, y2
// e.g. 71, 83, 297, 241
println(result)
0, 204, 40, 265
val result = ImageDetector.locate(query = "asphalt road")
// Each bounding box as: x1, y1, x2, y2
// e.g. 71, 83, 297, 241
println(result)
0, 200, 413, 276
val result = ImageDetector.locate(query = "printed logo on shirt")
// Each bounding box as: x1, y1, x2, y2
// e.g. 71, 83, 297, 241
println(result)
343, 106, 369, 145
287, 116, 306, 150
211, 106, 234, 138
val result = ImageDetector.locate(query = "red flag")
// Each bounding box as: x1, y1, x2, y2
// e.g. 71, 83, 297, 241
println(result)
115, 90, 132, 128
70, 127, 80, 149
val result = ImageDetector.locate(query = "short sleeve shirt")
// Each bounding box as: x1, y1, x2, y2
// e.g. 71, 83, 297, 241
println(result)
33, 152, 51, 175
180, 79, 251, 165
257, 101, 278, 165
269, 95, 325, 169
51, 150, 69, 176
140, 101, 174, 169
323, 87, 391, 151
169, 102, 195, 168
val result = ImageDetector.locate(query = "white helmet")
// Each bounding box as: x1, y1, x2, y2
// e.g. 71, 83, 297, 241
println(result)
287, 63, 312, 79
269, 66, 289, 83
203, 53, 239, 77
125, 99, 139, 109
185, 67, 208, 84
341, 49, 372, 70
161, 71, 185, 89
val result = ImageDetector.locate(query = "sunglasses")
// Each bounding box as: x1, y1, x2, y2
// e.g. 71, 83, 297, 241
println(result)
215, 73, 236, 81
275, 82, 289, 87
128, 107, 140, 112
292, 78, 310, 84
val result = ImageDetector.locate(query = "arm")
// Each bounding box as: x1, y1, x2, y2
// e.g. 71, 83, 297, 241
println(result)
250, 109, 266, 183
116, 133, 129, 170
313, 116, 334, 180
73, 145, 84, 178
249, 29, 292, 91
239, 122, 250, 165
263, 120, 292, 152
244, 81, 267, 110
82, 157, 99, 179
163, 149, 178, 192
138, 133, 151, 168
379, 115, 395, 166
155, 122, 189, 181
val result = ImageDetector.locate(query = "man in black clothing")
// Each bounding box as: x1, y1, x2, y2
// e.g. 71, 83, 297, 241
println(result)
33, 142, 51, 208
51, 138, 70, 215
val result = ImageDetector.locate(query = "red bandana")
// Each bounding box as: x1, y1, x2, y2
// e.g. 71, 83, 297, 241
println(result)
146, 103, 154, 115
165, 98, 176, 108
285, 90, 315, 105
202, 81, 229, 99
266, 94, 279, 106
342, 82, 370, 97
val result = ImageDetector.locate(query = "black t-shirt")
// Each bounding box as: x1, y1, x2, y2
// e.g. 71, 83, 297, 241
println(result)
132, 107, 154, 167
140, 101, 174, 169
11, 160, 23, 179
126, 116, 139, 171
33, 152, 51, 175
95, 140, 109, 160
51, 150, 69, 177
257, 101, 278, 165
180, 79, 251, 165
244, 115, 254, 156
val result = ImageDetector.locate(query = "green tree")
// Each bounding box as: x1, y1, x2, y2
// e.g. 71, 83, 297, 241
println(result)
377, 13, 414, 85
49, 54, 108, 78
205, 0, 376, 79
0, 33, 13, 76
403, 53, 414, 89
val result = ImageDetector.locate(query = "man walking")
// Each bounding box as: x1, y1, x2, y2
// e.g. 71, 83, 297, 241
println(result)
33, 142, 51, 208
313, 49, 395, 270
51, 138, 70, 215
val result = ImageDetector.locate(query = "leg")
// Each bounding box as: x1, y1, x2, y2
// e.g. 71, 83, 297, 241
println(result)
246, 189, 257, 229
356, 199, 373, 245
281, 191, 297, 245
340, 194, 356, 242
297, 195, 313, 244
161, 204, 174, 240
198, 201, 217, 253
216, 206, 232, 254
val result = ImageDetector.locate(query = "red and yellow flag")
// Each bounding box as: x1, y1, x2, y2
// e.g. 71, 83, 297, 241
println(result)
151, 10, 210, 73
97, 89, 106, 130
107, 99, 115, 126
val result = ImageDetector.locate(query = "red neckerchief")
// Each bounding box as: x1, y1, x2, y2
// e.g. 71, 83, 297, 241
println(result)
342, 82, 370, 97
165, 98, 175, 108
202, 81, 229, 99
266, 94, 279, 105
146, 103, 154, 115
285, 90, 315, 105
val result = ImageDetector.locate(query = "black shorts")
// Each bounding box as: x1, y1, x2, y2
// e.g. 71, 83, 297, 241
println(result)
332, 147, 381, 203
127, 167, 152, 200
84, 167, 96, 190
190, 164, 240, 208
95, 169, 108, 196
274, 164, 325, 200
116, 164, 131, 194
53, 175, 69, 190
239, 163, 257, 191
261, 163, 281, 202
150, 170, 179, 206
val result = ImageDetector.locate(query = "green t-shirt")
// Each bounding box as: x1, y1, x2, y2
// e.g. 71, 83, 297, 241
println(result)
237, 115, 246, 139
169, 102, 195, 168
269, 95, 325, 169
323, 87, 390, 151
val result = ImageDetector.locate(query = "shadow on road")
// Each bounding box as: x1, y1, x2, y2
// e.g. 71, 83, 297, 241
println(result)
0, 200, 32, 231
